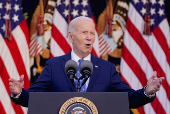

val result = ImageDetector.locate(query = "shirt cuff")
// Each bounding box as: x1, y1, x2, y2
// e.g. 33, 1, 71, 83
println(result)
144, 86, 156, 98
10, 90, 22, 99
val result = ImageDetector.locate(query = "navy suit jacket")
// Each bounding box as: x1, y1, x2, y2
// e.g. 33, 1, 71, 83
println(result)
11, 52, 154, 107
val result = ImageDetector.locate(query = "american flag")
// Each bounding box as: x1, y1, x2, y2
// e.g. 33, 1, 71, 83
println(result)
51, 0, 99, 57
0, 0, 30, 114
29, 34, 43, 57
120, 0, 170, 114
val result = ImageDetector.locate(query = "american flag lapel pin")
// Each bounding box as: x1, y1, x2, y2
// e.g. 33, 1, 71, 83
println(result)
95, 65, 98, 68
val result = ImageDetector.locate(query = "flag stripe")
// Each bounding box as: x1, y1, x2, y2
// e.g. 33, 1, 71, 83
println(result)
143, 104, 155, 114
151, 98, 166, 114
13, 22, 30, 80
99, 39, 107, 49
29, 43, 37, 56
4, 37, 30, 90
99, 38, 105, 45
19, 20, 29, 47
0, 1, 30, 114
122, 44, 147, 86
121, 74, 146, 114
0, 57, 24, 114
30, 46, 37, 57
121, 2, 170, 114
121, 59, 166, 114
123, 29, 154, 80
0, 78, 16, 114
128, 4, 170, 86
91, 16, 99, 56
52, 24, 72, 54
0, 26, 29, 114
53, 9, 71, 48
93, 31, 99, 56
122, 45, 167, 114
50, 37, 65, 57
123, 28, 170, 113
0, 101, 6, 114
91, 47, 97, 57
120, 59, 156, 114
153, 26, 170, 65
159, 19, 170, 47
100, 43, 109, 53
126, 17, 170, 101
29, 36, 36, 47
29, 36, 36, 50
0, 35, 21, 80
99, 35, 113, 56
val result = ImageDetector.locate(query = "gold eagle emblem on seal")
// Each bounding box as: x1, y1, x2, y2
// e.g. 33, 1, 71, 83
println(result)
59, 97, 98, 114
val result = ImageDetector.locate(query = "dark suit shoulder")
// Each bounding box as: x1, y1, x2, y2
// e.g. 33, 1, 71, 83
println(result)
47, 55, 64, 62
92, 55, 115, 67
46, 52, 71, 64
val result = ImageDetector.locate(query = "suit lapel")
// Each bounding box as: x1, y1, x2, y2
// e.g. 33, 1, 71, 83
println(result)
61, 52, 76, 92
86, 54, 100, 92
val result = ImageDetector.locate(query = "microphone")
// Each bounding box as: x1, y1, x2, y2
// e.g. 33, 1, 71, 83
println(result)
65, 60, 78, 87
79, 60, 93, 87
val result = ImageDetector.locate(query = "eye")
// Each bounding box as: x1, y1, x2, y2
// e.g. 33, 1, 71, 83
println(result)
91, 32, 95, 35
82, 31, 87, 34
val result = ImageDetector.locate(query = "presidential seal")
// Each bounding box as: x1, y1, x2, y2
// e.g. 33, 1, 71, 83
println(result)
59, 97, 98, 114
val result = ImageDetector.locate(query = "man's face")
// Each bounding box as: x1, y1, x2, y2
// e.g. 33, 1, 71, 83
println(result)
69, 19, 95, 58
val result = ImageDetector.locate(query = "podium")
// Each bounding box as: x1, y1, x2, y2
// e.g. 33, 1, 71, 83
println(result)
28, 92, 130, 114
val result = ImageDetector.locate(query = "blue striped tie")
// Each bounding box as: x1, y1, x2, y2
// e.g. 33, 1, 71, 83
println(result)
75, 59, 86, 92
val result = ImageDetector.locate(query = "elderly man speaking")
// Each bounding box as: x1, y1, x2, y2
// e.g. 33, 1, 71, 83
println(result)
9, 16, 164, 108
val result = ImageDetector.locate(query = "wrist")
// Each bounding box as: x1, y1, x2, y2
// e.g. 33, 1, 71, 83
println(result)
11, 89, 22, 98
144, 86, 155, 98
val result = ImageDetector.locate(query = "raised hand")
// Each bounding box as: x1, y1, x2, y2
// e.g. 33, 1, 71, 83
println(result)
145, 71, 165, 95
9, 75, 24, 95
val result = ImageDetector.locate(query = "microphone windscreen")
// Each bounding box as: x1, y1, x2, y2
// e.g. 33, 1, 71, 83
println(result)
80, 60, 93, 75
65, 60, 78, 73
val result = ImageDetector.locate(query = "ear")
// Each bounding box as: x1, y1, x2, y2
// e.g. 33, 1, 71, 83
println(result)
68, 32, 73, 43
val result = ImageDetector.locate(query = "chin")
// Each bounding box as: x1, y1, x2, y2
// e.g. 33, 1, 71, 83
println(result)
85, 50, 92, 54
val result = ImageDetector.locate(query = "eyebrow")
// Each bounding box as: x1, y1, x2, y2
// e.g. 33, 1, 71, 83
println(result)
81, 30, 95, 33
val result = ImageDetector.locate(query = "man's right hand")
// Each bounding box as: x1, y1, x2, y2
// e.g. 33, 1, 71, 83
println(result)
9, 75, 24, 95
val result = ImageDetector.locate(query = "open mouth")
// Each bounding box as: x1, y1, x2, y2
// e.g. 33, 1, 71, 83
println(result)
86, 44, 91, 47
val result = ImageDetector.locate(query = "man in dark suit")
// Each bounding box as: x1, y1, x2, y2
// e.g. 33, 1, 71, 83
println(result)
9, 16, 164, 108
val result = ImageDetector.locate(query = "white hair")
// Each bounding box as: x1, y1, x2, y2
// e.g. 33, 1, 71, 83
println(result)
68, 16, 94, 33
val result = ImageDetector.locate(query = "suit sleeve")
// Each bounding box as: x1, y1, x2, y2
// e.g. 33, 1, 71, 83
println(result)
110, 64, 155, 108
11, 60, 52, 107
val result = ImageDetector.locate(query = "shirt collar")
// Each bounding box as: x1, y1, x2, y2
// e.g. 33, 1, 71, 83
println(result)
71, 50, 91, 63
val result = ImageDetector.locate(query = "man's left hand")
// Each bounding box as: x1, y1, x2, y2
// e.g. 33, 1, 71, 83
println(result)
145, 71, 165, 95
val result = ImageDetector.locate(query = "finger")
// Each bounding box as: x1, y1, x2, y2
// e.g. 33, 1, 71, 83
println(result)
153, 71, 157, 76
154, 86, 160, 91
157, 78, 164, 85
19, 75, 24, 83
160, 77, 165, 81
156, 83, 161, 88
151, 71, 157, 79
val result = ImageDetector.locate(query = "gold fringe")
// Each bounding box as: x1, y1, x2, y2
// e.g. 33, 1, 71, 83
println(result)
41, 48, 50, 59
30, 0, 44, 38
131, 109, 140, 114
109, 48, 122, 58
97, 0, 115, 36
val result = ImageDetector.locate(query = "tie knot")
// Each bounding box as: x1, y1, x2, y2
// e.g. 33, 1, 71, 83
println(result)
78, 59, 84, 64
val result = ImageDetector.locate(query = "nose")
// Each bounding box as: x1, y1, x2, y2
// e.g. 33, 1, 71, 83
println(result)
86, 33, 92, 41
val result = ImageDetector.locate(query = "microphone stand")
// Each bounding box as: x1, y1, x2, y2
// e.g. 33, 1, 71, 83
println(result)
77, 79, 81, 92
77, 74, 89, 92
